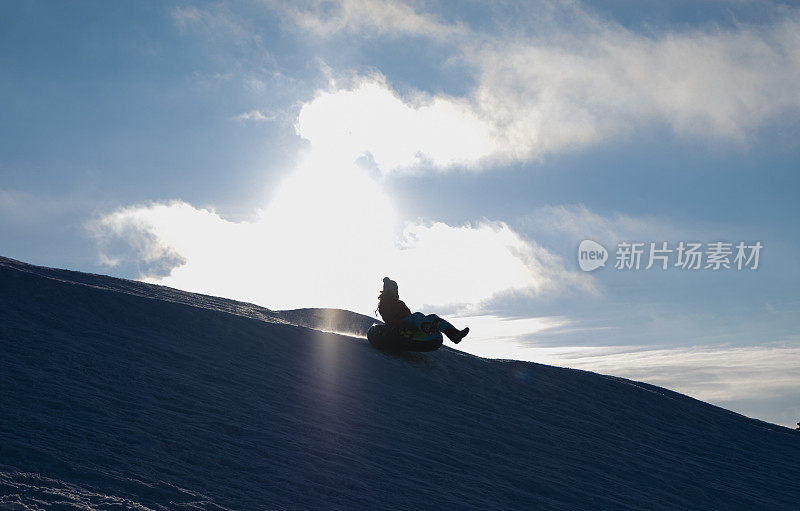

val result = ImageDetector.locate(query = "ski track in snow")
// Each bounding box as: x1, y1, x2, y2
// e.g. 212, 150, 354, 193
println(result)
0, 256, 798, 510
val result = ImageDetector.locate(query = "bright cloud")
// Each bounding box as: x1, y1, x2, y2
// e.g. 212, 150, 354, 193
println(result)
448, 314, 569, 345
278, 1, 800, 164
391, 220, 595, 309
296, 78, 498, 173
91, 154, 590, 315
472, 15, 800, 157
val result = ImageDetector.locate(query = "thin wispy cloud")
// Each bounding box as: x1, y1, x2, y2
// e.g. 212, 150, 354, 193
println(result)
171, 4, 261, 46
564, 344, 800, 402
0, 188, 77, 225
525, 204, 683, 244
0, 189, 44, 224
267, 0, 465, 40
450, 314, 569, 344
171, 5, 202, 27
472, 14, 800, 158
463, 340, 800, 425
234, 109, 276, 122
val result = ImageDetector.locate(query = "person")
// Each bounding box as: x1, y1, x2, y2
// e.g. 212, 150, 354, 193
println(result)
377, 277, 469, 344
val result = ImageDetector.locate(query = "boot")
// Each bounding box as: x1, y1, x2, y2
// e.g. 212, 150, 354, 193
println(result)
444, 326, 469, 344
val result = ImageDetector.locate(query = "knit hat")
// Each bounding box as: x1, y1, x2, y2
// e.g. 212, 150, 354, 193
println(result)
382, 277, 398, 294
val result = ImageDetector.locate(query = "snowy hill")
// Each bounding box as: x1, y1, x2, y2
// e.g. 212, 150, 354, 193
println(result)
0, 256, 798, 510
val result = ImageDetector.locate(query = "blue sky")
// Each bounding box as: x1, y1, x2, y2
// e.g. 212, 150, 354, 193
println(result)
2, 0, 799, 426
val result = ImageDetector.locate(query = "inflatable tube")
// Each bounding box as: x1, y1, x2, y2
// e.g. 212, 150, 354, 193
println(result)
367, 324, 443, 352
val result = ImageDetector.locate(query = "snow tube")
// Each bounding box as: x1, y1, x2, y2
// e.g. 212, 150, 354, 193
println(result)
367, 324, 443, 352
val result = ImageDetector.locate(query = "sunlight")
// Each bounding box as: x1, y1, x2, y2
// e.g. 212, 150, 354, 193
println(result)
91, 77, 589, 318
297, 78, 497, 173
92, 148, 581, 316
449, 314, 568, 345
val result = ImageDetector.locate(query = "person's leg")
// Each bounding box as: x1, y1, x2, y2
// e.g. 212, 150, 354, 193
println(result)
401, 312, 426, 330
423, 314, 454, 333
425, 314, 469, 343
403, 312, 469, 343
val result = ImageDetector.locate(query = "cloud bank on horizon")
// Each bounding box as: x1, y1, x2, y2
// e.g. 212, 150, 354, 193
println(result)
463, 335, 800, 426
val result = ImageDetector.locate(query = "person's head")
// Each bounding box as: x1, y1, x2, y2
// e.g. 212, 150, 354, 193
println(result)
378, 277, 399, 301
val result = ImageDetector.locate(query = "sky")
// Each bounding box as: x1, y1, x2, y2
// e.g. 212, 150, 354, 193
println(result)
2, 0, 799, 427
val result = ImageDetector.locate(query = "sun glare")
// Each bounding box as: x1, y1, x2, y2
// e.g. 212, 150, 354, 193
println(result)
94, 80, 585, 318
297, 79, 498, 173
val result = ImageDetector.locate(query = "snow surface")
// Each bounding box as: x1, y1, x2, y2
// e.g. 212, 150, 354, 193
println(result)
0, 256, 798, 510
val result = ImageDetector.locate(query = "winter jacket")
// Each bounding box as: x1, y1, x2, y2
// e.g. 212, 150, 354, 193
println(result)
378, 297, 412, 327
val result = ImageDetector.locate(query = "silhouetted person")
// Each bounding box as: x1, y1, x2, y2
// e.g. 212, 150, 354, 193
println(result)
377, 277, 469, 343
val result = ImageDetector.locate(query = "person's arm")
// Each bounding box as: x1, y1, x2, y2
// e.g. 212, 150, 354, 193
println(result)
397, 299, 412, 318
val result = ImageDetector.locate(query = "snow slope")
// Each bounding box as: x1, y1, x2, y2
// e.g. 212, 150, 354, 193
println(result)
0, 256, 798, 510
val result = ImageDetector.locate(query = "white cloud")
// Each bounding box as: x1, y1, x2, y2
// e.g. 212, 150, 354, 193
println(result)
392, 220, 595, 309
171, 6, 202, 26
278, 1, 800, 165
472, 15, 800, 158
268, 0, 464, 40
526, 204, 682, 244
99, 4, 610, 317
171, 4, 264, 49
296, 77, 498, 173
448, 314, 569, 344
91, 156, 591, 315
234, 109, 275, 122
